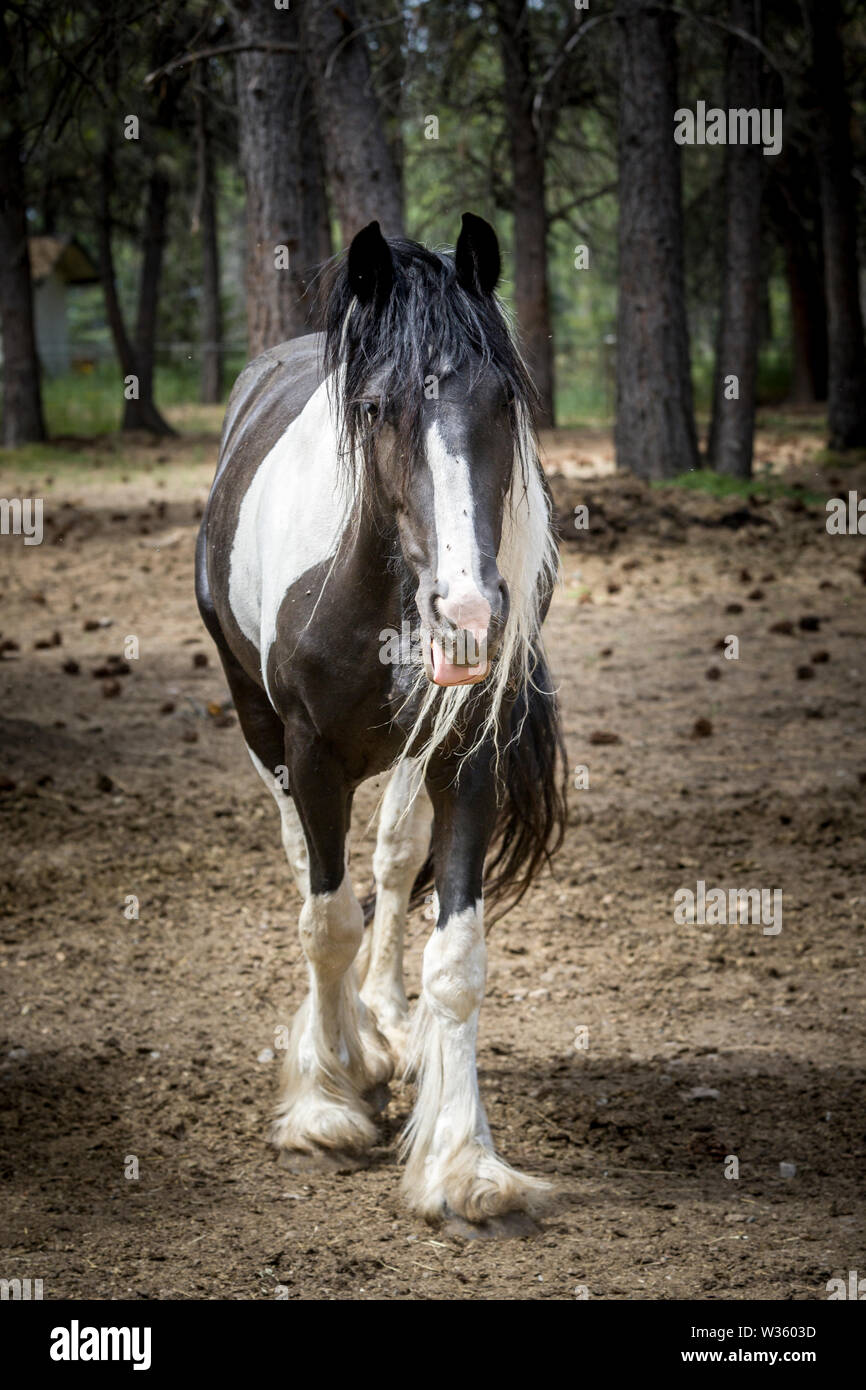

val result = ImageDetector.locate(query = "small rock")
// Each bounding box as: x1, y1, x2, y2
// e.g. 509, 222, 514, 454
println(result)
795, 665, 815, 680
683, 1086, 720, 1101
692, 717, 713, 738
589, 730, 621, 745
779, 1161, 796, 1179
798, 615, 821, 631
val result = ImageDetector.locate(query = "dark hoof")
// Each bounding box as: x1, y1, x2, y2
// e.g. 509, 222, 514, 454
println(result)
442, 1210, 541, 1241
364, 1082, 391, 1114
277, 1148, 370, 1175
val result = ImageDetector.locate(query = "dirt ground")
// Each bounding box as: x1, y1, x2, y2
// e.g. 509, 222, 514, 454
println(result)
1, 418, 864, 1301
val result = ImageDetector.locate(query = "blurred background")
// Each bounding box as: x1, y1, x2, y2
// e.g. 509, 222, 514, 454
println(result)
1, 0, 864, 479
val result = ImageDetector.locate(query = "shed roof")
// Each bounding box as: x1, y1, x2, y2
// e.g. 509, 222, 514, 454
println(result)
29, 236, 99, 286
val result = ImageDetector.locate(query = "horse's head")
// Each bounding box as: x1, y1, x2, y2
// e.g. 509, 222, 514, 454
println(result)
328, 214, 532, 688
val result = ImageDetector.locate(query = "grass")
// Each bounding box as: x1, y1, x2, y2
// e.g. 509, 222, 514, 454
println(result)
653, 468, 826, 506
813, 446, 866, 469
556, 345, 800, 429
40, 358, 245, 437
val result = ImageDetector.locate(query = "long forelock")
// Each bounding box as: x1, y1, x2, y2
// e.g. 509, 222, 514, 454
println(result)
323, 238, 537, 499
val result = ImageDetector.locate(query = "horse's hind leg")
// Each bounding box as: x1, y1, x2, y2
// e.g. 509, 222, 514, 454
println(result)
358, 758, 432, 1068
401, 756, 549, 1227
272, 730, 393, 1162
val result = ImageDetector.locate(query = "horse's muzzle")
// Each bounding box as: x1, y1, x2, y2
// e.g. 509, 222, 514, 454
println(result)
422, 626, 493, 687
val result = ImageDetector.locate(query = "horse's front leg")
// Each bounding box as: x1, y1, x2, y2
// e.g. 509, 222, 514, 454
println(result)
272, 736, 392, 1163
401, 753, 549, 1226
358, 757, 432, 1068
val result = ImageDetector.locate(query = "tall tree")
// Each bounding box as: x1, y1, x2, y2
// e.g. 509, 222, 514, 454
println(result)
707, 0, 764, 477
194, 67, 223, 404
132, 161, 173, 431
94, 16, 183, 436
615, 0, 697, 479
297, 53, 333, 303
766, 161, 827, 404
234, 0, 309, 357
804, 0, 866, 448
301, 0, 404, 241
494, 0, 555, 423
0, 3, 45, 445
96, 135, 174, 435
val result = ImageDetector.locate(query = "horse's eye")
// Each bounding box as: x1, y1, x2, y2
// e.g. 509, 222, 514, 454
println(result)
362, 400, 379, 421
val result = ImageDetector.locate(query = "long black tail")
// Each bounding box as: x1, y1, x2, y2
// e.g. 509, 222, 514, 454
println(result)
362, 643, 568, 926
482, 642, 568, 923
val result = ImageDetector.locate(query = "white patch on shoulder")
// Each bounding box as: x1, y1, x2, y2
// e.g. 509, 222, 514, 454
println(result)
228, 375, 352, 702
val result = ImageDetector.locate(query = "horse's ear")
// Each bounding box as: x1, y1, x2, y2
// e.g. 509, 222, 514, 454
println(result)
347, 220, 394, 307
455, 212, 500, 296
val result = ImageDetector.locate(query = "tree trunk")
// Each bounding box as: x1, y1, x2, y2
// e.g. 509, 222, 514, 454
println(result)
615, 0, 698, 480
0, 9, 45, 446
495, 0, 555, 425
297, 61, 333, 325
195, 81, 224, 404
234, 0, 309, 357
805, 0, 866, 448
707, 0, 763, 477
126, 168, 173, 431
300, 0, 404, 241
96, 146, 174, 435
784, 229, 828, 404
766, 163, 827, 403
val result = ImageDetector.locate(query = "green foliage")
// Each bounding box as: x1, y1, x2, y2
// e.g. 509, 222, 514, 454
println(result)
39, 358, 245, 437
652, 468, 825, 505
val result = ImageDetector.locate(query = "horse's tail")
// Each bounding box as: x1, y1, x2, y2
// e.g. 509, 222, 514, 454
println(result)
362, 642, 567, 927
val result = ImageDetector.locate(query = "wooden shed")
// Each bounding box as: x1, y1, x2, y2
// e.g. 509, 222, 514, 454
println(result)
28, 237, 100, 376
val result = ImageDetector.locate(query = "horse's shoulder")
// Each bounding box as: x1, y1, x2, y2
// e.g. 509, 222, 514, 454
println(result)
214, 334, 326, 485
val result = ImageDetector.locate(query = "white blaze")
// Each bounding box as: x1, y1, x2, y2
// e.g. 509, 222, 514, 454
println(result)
425, 419, 490, 633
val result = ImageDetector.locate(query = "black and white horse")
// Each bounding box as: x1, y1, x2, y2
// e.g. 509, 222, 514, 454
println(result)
196, 214, 567, 1228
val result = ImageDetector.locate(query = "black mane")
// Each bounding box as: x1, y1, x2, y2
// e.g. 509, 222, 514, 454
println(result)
322, 237, 537, 494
